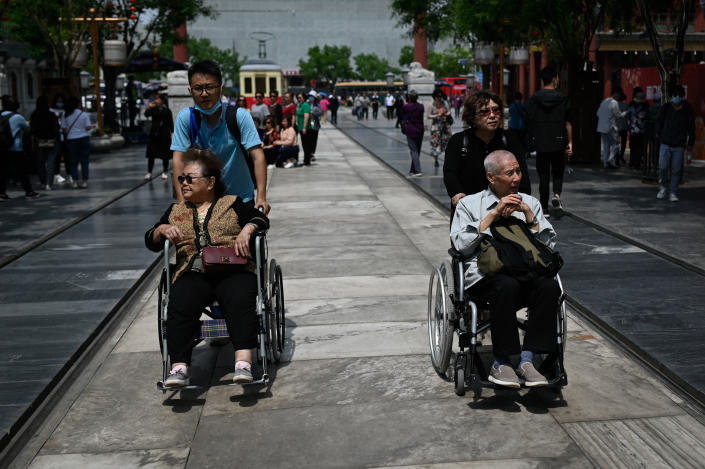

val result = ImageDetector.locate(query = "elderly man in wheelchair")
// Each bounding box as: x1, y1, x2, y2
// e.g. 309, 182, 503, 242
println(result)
449, 149, 562, 389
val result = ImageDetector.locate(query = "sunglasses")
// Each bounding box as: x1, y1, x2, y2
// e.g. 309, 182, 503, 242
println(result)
177, 175, 207, 184
189, 84, 220, 95
478, 106, 502, 117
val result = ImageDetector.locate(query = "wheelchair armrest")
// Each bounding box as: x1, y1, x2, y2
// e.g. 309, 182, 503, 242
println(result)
448, 247, 474, 262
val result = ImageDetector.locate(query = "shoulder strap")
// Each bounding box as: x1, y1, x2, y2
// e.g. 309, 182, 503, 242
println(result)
461, 129, 469, 156
189, 107, 202, 147
225, 106, 256, 185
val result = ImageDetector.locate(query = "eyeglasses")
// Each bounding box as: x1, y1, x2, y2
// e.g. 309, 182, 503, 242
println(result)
477, 106, 502, 117
255, 95, 263, 99
177, 175, 207, 184
189, 84, 220, 95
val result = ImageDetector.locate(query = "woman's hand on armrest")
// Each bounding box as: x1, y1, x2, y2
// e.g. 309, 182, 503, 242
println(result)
234, 224, 255, 257
154, 224, 184, 245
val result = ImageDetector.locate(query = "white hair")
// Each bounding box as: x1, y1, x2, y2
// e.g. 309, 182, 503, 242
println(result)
484, 150, 517, 174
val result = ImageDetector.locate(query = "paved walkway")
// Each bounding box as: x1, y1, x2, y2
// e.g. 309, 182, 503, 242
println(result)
12, 126, 705, 468
0, 146, 174, 450
336, 112, 705, 405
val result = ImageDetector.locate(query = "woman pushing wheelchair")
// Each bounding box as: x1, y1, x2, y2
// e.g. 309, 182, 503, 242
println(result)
145, 148, 269, 387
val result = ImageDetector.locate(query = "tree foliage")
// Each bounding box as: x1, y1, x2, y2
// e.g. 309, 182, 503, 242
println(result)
390, 0, 451, 42
353, 53, 400, 81
399, 45, 415, 67
298, 45, 355, 86
399, 45, 472, 78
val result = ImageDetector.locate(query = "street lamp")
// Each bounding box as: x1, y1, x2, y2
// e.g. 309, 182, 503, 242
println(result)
79, 70, 91, 90
385, 72, 395, 89
401, 66, 410, 86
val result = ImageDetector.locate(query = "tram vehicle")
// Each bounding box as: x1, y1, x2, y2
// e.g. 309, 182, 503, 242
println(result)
239, 58, 285, 107
333, 81, 405, 101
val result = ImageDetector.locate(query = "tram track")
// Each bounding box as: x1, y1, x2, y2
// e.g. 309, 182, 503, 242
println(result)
335, 119, 705, 413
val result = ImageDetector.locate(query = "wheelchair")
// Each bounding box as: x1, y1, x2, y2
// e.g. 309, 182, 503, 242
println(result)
427, 248, 568, 396
157, 228, 285, 392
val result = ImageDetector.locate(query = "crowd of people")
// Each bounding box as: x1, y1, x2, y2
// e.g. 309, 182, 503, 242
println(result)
1, 93, 96, 201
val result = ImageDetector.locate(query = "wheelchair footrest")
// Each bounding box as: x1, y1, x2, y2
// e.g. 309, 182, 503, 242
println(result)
229, 374, 269, 386
157, 381, 202, 392
200, 319, 229, 339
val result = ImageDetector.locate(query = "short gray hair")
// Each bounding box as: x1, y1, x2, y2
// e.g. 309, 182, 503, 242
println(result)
484, 150, 517, 174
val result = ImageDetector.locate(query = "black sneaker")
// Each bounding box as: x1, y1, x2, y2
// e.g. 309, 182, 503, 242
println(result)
0, 194, 9, 201
164, 369, 190, 387
25, 192, 41, 199
550, 196, 564, 218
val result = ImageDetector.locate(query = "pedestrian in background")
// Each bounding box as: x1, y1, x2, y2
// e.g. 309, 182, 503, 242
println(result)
269, 90, 283, 127
274, 115, 298, 168
361, 92, 369, 120
30, 95, 60, 190
628, 87, 649, 170
144, 93, 173, 181
62, 96, 93, 189
394, 94, 405, 128
261, 116, 279, 167
453, 94, 462, 118
428, 89, 452, 167
328, 94, 339, 125
508, 91, 528, 158
385, 92, 395, 120
371, 92, 380, 120
282, 92, 296, 129
50, 93, 69, 185
296, 92, 315, 166
616, 91, 629, 165
319, 95, 329, 124
655, 85, 695, 202
0, 95, 39, 199
527, 66, 573, 217
249, 92, 270, 130
596, 87, 626, 170
308, 95, 322, 162
236, 96, 248, 109
401, 89, 424, 177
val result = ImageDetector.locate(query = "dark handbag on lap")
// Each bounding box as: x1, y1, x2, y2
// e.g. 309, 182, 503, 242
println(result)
201, 247, 247, 273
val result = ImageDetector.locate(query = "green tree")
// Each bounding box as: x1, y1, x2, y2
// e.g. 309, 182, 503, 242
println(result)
158, 37, 245, 90
353, 53, 400, 81
427, 46, 473, 77
298, 45, 354, 87
1, 0, 214, 130
399, 45, 414, 66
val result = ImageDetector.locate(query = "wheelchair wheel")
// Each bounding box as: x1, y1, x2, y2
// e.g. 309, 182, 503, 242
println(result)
427, 260, 454, 376
454, 362, 466, 396
269, 259, 285, 359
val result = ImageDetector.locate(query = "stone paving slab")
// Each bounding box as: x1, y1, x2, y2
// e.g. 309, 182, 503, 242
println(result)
28, 447, 190, 469
187, 399, 591, 469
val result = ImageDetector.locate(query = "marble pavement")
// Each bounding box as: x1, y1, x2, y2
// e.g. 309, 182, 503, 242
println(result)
13, 125, 705, 469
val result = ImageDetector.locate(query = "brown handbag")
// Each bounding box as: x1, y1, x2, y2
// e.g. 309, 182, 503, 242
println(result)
201, 247, 247, 273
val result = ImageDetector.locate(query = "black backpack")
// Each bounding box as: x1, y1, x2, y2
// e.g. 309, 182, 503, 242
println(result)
0, 112, 15, 150
188, 106, 256, 184
478, 216, 563, 281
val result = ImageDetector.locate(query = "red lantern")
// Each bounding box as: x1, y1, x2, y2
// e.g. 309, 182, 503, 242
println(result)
130, 14, 137, 20
130, 6, 136, 12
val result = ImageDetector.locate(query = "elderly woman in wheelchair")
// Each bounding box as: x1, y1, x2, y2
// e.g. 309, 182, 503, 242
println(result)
446, 149, 564, 391
145, 149, 269, 387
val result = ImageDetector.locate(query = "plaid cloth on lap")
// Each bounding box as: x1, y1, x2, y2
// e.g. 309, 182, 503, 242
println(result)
201, 319, 229, 338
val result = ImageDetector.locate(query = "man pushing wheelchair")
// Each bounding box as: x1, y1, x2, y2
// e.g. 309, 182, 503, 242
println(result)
450, 150, 562, 389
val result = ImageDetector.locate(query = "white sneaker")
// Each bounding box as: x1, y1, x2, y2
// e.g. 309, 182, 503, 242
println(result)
160, 172, 168, 180
45, 185, 51, 191
669, 193, 679, 202
54, 174, 66, 184
284, 161, 294, 169
144, 172, 152, 180
79, 181, 88, 189
71, 181, 79, 189
66, 175, 73, 184
656, 187, 667, 199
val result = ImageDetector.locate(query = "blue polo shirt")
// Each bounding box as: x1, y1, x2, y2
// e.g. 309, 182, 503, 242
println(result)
171, 104, 261, 202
